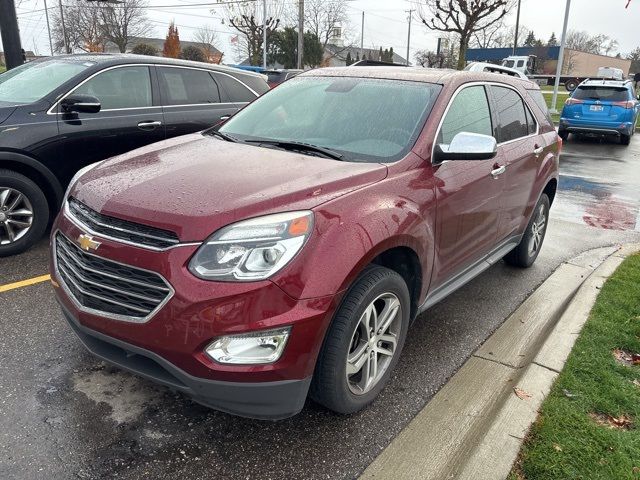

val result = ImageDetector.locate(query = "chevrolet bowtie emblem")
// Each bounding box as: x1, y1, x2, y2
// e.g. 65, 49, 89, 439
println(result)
77, 233, 101, 252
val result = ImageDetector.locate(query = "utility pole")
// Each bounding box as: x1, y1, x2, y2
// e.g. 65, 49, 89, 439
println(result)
58, 0, 70, 54
297, 0, 303, 69
512, 0, 522, 55
262, 0, 267, 68
0, 0, 24, 69
551, 0, 571, 113
405, 9, 414, 66
43, 0, 53, 56
360, 11, 364, 59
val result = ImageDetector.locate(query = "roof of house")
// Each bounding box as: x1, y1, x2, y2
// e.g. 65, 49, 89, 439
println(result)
106, 37, 222, 55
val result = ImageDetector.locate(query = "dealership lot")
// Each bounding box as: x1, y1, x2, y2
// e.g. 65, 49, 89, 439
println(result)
1, 136, 639, 480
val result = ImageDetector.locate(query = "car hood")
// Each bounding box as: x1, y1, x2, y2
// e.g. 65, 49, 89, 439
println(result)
0, 105, 17, 125
72, 133, 388, 242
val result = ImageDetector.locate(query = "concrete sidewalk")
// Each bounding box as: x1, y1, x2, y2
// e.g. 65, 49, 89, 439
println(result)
361, 243, 640, 480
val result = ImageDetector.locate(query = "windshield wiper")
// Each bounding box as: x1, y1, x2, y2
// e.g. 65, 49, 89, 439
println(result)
210, 131, 239, 143
244, 139, 344, 160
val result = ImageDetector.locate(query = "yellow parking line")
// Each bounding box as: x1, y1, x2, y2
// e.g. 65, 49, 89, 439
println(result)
0, 274, 51, 293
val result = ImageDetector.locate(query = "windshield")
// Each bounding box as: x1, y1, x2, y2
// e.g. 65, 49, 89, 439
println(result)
217, 76, 441, 162
0, 60, 94, 104
573, 86, 629, 102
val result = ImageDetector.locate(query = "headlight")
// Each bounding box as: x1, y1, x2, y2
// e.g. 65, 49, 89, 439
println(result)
61, 161, 102, 206
188, 211, 313, 281
205, 327, 291, 364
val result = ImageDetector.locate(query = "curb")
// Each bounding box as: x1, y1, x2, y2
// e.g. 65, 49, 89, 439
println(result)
360, 243, 640, 480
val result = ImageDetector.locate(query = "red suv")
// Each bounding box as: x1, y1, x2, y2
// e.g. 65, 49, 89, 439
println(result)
50, 67, 559, 419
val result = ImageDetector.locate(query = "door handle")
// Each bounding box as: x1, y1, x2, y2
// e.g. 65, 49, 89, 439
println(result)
533, 145, 544, 156
490, 165, 506, 179
137, 120, 162, 130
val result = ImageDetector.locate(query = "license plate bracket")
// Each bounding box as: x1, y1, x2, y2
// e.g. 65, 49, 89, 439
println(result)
590, 105, 604, 112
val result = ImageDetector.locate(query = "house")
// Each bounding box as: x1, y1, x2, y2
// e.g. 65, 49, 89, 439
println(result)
323, 44, 407, 67
105, 37, 224, 63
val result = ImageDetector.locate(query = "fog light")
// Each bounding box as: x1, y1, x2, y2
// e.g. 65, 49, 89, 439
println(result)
205, 327, 291, 364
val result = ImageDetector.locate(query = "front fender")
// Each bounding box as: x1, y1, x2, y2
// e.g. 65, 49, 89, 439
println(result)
271, 168, 437, 301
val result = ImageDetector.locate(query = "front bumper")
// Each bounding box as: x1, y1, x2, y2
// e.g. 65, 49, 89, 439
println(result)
559, 118, 635, 136
60, 302, 311, 420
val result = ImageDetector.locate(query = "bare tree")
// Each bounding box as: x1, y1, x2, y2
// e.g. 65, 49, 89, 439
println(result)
470, 19, 505, 49
418, 0, 514, 70
100, 0, 152, 53
51, 0, 106, 53
565, 30, 619, 56
194, 25, 222, 63
300, 0, 350, 49
217, 1, 283, 65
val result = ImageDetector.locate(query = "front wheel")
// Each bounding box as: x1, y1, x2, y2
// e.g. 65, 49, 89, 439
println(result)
0, 170, 49, 257
504, 194, 550, 268
558, 129, 569, 141
310, 266, 410, 414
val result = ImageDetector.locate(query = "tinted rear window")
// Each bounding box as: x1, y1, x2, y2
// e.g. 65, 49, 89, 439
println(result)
573, 86, 629, 102
527, 89, 553, 124
214, 73, 258, 102
266, 72, 286, 83
491, 86, 529, 143
158, 67, 220, 105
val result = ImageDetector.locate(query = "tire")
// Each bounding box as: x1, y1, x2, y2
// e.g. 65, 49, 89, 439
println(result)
565, 79, 579, 92
504, 194, 550, 268
621, 134, 631, 146
310, 265, 410, 414
0, 169, 49, 257
558, 129, 569, 141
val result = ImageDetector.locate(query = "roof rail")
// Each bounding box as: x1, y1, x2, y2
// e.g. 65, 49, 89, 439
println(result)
463, 62, 528, 80
350, 59, 407, 67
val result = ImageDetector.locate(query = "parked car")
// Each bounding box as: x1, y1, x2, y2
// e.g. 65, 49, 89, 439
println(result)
265, 69, 303, 88
50, 67, 559, 419
0, 54, 269, 256
559, 79, 639, 145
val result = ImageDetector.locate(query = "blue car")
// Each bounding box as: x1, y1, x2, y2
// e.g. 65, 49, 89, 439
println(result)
559, 79, 639, 145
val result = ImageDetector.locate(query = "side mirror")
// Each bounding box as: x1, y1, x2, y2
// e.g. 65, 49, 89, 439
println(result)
61, 94, 101, 114
433, 132, 498, 163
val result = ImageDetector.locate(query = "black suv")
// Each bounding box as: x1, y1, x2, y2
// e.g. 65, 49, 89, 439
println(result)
0, 54, 269, 256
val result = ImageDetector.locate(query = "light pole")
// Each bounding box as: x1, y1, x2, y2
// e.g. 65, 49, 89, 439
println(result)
405, 9, 414, 66
262, 0, 267, 68
0, 0, 23, 68
360, 11, 364, 59
551, 0, 571, 114
43, 0, 53, 56
512, 0, 522, 55
297, 0, 303, 69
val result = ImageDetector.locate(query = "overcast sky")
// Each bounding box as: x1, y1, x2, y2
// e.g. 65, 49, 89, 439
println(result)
6, 0, 639, 63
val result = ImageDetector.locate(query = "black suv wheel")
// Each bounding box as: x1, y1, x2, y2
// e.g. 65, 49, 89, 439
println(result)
0, 170, 49, 257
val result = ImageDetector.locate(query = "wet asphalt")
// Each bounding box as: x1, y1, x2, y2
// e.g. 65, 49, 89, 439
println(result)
1, 134, 639, 480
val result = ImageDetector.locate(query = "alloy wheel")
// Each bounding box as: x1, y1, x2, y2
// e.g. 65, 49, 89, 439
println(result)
346, 292, 402, 395
528, 203, 547, 256
0, 187, 34, 245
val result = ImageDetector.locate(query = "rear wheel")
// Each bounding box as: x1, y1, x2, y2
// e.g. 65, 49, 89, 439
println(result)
310, 265, 410, 414
565, 79, 579, 92
0, 170, 49, 257
504, 194, 550, 268
621, 134, 631, 146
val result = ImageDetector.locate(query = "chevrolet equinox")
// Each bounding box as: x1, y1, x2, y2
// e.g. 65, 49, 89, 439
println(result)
50, 67, 560, 419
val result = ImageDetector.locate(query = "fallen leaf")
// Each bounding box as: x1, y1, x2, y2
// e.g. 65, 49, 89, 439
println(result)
633, 379, 640, 388
613, 348, 640, 366
563, 388, 577, 398
553, 443, 563, 452
590, 412, 633, 430
632, 466, 640, 474
632, 353, 640, 366
514, 387, 532, 400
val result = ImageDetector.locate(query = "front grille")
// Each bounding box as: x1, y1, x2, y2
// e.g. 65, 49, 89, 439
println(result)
55, 233, 172, 321
67, 198, 179, 250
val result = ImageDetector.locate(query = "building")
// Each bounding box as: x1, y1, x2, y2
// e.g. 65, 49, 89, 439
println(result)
466, 47, 632, 76
105, 37, 224, 63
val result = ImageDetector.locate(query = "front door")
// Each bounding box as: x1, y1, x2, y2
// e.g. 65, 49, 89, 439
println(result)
431, 84, 506, 289
57, 65, 165, 177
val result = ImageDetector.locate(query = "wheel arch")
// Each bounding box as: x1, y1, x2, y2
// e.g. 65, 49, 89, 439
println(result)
542, 177, 557, 206
0, 152, 63, 219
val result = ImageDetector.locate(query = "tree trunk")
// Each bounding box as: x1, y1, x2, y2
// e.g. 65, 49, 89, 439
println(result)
457, 34, 469, 70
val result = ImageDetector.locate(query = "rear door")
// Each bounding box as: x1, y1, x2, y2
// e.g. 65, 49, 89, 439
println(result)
489, 85, 542, 240
57, 64, 165, 173
431, 84, 506, 288
157, 66, 238, 138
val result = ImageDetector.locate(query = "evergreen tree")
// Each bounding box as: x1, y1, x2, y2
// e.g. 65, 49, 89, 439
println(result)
389, 47, 394, 62
547, 32, 558, 47
356, 53, 360, 62
523, 31, 536, 47
163, 22, 181, 58
346, 51, 353, 66
379, 47, 384, 61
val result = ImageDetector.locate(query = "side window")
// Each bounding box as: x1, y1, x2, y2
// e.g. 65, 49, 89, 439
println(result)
517, 60, 525, 68
437, 85, 493, 145
74, 66, 152, 110
214, 73, 257, 103
524, 105, 537, 135
158, 67, 220, 105
491, 86, 529, 143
